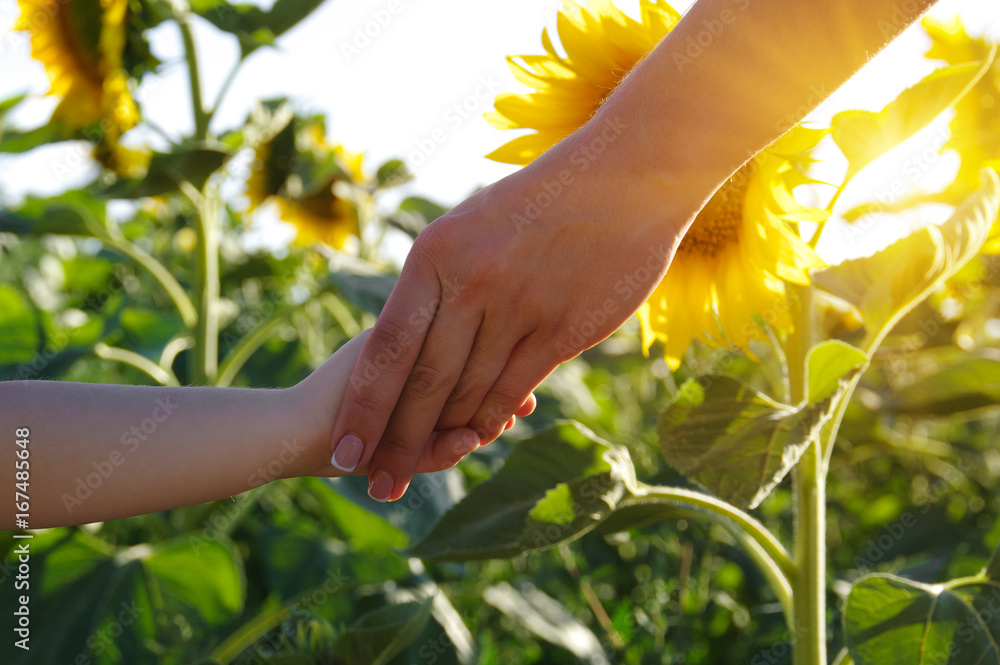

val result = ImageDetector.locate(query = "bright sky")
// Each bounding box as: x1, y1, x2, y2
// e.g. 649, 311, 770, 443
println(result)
0, 0, 997, 260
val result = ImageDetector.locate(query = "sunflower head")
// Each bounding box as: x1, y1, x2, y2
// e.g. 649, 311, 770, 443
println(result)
485, 0, 681, 165
246, 114, 363, 250
640, 126, 828, 369
16, 0, 149, 176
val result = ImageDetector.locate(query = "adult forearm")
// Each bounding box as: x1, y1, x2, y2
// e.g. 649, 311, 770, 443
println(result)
0, 381, 310, 529
535, 0, 935, 222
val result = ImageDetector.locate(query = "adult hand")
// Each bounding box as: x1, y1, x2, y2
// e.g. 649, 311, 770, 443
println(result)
326, 111, 705, 503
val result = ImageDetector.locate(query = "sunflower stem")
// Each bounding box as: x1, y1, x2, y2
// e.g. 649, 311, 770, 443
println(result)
179, 15, 210, 141
625, 485, 795, 624
787, 282, 826, 665
191, 182, 221, 385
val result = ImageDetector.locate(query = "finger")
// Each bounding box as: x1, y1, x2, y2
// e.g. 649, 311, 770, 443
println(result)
435, 316, 529, 431
328, 260, 441, 474
470, 337, 559, 444
366, 308, 482, 502
515, 393, 537, 418
414, 428, 481, 474
311, 426, 479, 478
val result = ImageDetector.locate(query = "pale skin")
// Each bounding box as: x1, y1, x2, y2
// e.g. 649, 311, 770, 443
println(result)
0, 330, 536, 530
336, 0, 939, 502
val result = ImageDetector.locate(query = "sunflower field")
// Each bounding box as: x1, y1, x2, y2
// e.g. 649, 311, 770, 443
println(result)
2, 1, 1000, 664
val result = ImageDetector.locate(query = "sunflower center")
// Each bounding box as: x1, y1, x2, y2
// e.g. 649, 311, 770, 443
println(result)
678, 165, 753, 259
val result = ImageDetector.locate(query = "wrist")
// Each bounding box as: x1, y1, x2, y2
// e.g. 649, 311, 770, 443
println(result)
277, 383, 332, 480
502, 116, 702, 248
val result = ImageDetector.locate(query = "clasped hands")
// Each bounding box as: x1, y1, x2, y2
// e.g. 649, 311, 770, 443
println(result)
311, 113, 700, 504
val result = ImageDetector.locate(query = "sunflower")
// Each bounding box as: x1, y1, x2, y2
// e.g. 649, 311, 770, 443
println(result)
487, 0, 827, 369
640, 128, 828, 369
486, 0, 681, 165
923, 16, 1000, 194
17, 0, 142, 175
246, 117, 362, 250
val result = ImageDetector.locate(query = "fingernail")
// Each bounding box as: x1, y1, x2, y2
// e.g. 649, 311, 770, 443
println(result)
368, 469, 394, 503
452, 432, 481, 457
331, 434, 364, 472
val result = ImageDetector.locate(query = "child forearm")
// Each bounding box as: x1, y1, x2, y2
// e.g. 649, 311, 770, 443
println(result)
0, 380, 321, 530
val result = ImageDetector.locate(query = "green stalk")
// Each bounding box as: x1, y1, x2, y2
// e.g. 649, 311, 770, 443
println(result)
94, 343, 180, 386
787, 282, 826, 665
177, 10, 219, 385
626, 485, 795, 623
192, 183, 220, 385
79, 207, 198, 329
178, 15, 210, 141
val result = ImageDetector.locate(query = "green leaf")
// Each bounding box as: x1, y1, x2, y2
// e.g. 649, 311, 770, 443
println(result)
120, 308, 185, 358
96, 145, 230, 199
256, 520, 407, 600
143, 535, 245, 624
326, 258, 399, 315
807, 340, 868, 403
303, 477, 409, 550
659, 376, 834, 509
388, 197, 449, 239
886, 350, 1000, 415
0, 190, 105, 237
1, 531, 153, 665
832, 56, 994, 181
0, 284, 40, 365
844, 557, 1000, 665
324, 470, 461, 545
0, 122, 80, 154
332, 600, 433, 665
0, 94, 26, 118
192, 0, 329, 57
407, 421, 637, 561
483, 582, 610, 665
375, 158, 413, 189
814, 170, 1000, 349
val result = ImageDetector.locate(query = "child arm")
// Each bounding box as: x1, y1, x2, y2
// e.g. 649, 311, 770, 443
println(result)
0, 331, 488, 529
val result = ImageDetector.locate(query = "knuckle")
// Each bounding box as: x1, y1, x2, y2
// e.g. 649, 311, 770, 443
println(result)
404, 361, 450, 401
471, 406, 513, 439
487, 381, 523, 411
375, 433, 420, 463
367, 319, 414, 364
445, 375, 479, 407
348, 382, 390, 421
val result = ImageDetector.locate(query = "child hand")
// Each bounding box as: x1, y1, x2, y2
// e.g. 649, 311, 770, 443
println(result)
288, 330, 535, 490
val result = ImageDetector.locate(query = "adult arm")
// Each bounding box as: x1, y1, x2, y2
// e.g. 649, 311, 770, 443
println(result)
331, 0, 937, 502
